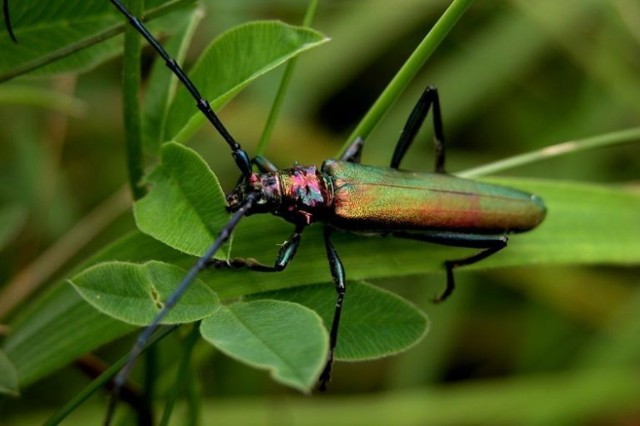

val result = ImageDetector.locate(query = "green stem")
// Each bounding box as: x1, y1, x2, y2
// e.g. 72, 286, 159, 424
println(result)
255, 0, 319, 157
160, 324, 201, 426
340, 0, 475, 155
459, 127, 640, 178
185, 363, 202, 426
123, 0, 146, 200
43, 326, 178, 426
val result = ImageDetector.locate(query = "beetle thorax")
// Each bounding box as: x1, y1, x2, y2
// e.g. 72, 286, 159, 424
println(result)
226, 165, 333, 226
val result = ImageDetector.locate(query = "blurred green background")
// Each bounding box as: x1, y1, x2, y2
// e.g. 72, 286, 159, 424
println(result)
1, 0, 639, 424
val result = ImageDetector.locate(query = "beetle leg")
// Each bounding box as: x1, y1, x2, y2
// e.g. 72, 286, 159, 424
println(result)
318, 226, 347, 391
390, 86, 446, 173
252, 156, 279, 173
339, 136, 364, 163
207, 226, 303, 272
439, 237, 507, 302
3, 0, 17, 43
392, 231, 507, 302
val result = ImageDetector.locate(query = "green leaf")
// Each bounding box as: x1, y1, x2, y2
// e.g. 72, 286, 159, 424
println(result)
70, 261, 219, 326
200, 300, 328, 392
133, 142, 230, 257
478, 178, 640, 267
3, 179, 638, 390
1, 233, 177, 389
2, 284, 134, 388
0, 0, 174, 81
249, 282, 429, 361
164, 21, 329, 141
188, 368, 640, 425
0, 350, 19, 397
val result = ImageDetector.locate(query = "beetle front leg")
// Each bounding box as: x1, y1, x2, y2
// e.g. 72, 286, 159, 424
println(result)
207, 226, 303, 272
252, 156, 279, 173
393, 231, 507, 302
390, 86, 446, 173
339, 137, 364, 163
318, 226, 346, 391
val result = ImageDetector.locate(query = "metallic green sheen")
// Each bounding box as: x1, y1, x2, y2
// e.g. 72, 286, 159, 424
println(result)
322, 160, 546, 234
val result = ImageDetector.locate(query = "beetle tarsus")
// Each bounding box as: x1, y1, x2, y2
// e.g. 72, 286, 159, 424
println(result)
318, 354, 333, 391
433, 265, 456, 303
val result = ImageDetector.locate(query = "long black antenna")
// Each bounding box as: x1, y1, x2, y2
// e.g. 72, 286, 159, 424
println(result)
104, 192, 256, 426
109, 0, 252, 177
3, 0, 17, 43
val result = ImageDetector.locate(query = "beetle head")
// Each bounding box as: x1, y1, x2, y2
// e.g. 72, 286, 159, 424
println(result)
226, 172, 281, 215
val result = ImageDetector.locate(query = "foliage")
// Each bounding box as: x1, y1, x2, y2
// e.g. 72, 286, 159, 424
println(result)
0, 0, 639, 424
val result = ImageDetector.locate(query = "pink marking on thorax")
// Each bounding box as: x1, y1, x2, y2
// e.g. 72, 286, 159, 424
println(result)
291, 168, 321, 191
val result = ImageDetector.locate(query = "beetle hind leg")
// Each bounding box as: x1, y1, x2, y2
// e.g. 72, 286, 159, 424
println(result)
392, 231, 507, 302
438, 238, 507, 302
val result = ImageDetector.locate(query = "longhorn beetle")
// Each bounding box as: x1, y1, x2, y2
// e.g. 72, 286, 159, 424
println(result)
101, 0, 547, 422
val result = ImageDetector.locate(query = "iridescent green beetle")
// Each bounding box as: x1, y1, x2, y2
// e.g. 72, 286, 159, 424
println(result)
104, 0, 545, 422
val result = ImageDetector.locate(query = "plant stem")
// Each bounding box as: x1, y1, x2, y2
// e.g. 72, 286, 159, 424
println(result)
341, 0, 475, 155
160, 324, 201, 426
43, 326, 178, 426
459, 127, 640, 178
256, 0, 319, 157
123, 0, 146, 200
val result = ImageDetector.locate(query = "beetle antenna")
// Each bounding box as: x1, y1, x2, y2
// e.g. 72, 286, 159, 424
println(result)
3, 0, 17, 43
109, 0, 252, 177
104, 193, 257, 426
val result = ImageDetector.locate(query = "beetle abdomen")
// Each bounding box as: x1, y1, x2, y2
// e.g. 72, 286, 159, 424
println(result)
323, 160, 546, 234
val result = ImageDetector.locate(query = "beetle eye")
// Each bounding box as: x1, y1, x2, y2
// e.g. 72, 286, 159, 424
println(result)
226, 191, 242, 209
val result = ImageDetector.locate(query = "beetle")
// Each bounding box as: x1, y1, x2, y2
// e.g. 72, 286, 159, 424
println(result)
102, 0, 546, 421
